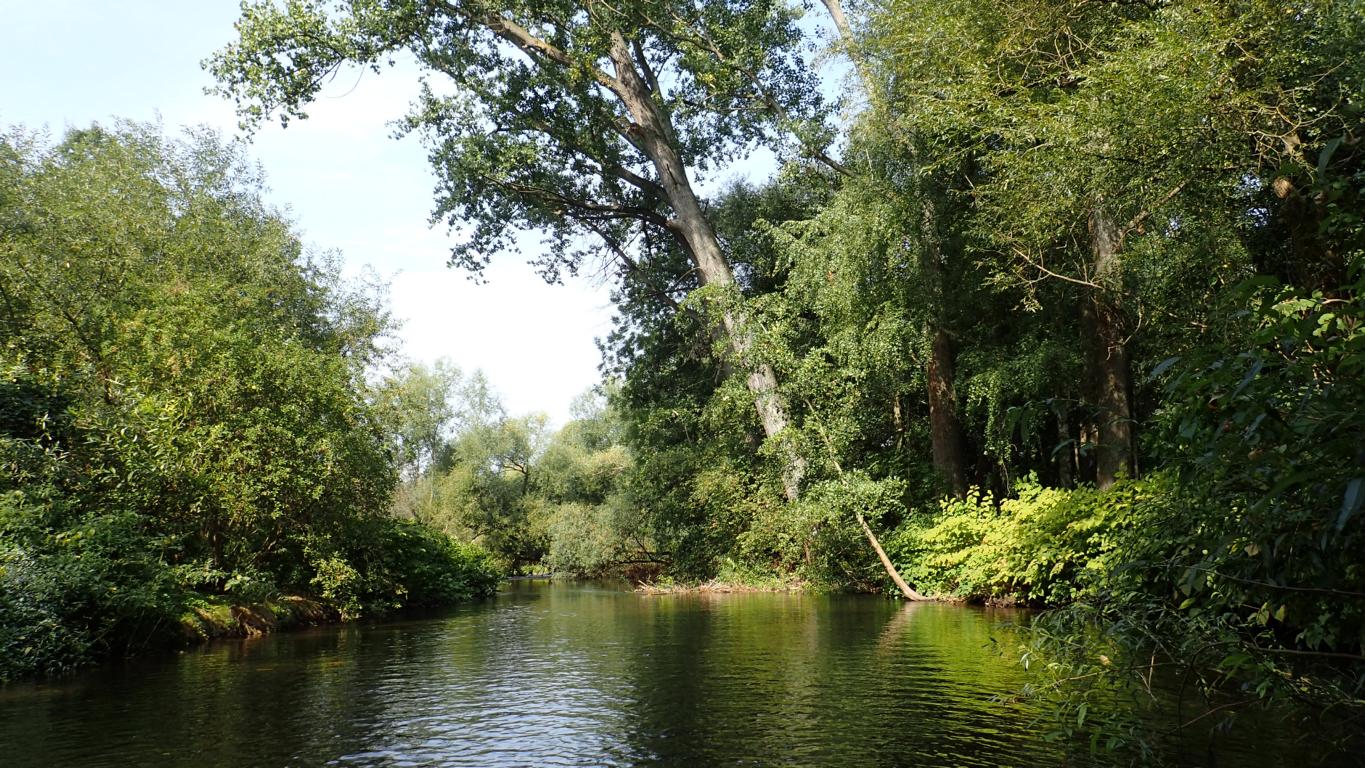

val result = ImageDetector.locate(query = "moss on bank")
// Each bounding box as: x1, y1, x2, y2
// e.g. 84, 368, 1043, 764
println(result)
177, 595, 339, 642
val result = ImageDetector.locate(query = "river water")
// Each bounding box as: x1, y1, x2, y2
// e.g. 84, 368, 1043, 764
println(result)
0, 581, 1344, 766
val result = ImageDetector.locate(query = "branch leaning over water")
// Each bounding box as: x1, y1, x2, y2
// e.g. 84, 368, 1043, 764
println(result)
802, 397, 932, 601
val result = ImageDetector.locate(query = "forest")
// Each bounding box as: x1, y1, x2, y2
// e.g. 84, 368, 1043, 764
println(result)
3, 0, 1363, 756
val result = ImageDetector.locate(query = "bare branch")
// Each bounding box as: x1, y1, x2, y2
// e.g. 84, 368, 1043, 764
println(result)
1012, 246, 1101, 289
1118, 180, 1188, 249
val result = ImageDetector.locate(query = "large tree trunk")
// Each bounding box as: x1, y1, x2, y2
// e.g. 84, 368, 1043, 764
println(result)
608, 34, 805, 500
921, 200, 968, 498
927, 327, 967, 497
1087, 207, 1135, 489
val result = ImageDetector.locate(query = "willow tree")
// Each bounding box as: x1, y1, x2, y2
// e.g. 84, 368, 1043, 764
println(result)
800, 0, 972, 497
860, 0, 1286, 488
209, 0, 831, 499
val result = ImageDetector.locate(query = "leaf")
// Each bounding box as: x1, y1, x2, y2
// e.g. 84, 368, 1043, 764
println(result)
1147, 356, 1181, 382
1336, 478, 1364, 533
1229, 359, 1264, 399
1076, 702, 1088, 728
1317, 136, 1344, 176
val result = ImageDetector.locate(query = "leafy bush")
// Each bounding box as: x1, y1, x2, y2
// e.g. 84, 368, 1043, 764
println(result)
1149, 270, 1365, 655
308, 518, 502, 619
0, 489, 186, 680
889, 475, 1160, 605
544, 497, 650, 576
373, 519, 502, 608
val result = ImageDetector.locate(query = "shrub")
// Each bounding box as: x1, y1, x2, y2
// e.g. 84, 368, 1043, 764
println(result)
307, 518, 502, 619
0, 490, 186, 680
889, 475, 1162, 605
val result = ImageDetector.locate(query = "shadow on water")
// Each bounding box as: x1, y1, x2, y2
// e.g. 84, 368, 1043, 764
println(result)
0, 581, 1349, 767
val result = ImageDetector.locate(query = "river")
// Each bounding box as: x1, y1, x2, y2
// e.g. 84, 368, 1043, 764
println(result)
0, 581, 1341, 766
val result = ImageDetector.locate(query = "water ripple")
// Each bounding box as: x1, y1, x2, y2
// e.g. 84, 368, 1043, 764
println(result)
0, 583, 1328, 767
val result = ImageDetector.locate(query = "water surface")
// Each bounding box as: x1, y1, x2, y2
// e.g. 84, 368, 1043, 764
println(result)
0, 581, 1333, 766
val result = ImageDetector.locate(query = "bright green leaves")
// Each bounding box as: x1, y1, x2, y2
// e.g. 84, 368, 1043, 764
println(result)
209, 0, 413, 130
862, 0, 1271, 297
374, 359, 463, 480
0, 124, 485, 678
384, 379, 641, 576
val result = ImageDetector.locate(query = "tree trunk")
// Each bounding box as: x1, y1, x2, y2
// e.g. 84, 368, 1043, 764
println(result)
608, 34, 805, 500
820, 0, 971, 498
927, 327, 967, 497
1087, 207, 1134, 490
1056, 407, 1075, 488
855, 506, 930, 601
921, 199, 968, 498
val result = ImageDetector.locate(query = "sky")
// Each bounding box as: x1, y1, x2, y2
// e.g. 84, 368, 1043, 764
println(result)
0, 1, 625, 425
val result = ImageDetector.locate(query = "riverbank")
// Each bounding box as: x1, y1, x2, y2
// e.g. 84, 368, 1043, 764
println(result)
634, 569, 806, 595
0, 519, 504, 683
177, 595, 340, 642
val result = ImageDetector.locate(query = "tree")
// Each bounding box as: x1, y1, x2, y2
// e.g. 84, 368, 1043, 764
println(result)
376, 359, 463, 480
209, 0, 836, 499
858, 0, 1295, 487
1, 123, 501, 678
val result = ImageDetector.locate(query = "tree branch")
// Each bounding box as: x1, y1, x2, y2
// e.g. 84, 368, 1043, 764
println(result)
473, 9, 630, 103
582, 221, 683, 312
1011, 246, 1101, 289
1117, 180, 1188, 250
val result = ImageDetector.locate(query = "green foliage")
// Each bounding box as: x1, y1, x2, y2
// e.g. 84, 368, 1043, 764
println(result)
209, 0, 827, 279
375, 359, 463, 481
388, 381, 651, 577
420, 404, 552, 572
741, 475, 907, 590
1132, 258, 1365, 661
537, 393, 649, 576
889, 476, 1159, 605
306, 518, 501, 619
544, 498, 637, 576
0, 124, 499, 680
0, 491, 185, 680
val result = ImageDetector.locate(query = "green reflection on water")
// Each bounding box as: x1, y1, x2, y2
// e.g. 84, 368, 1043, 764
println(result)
0, 582, 1317, 767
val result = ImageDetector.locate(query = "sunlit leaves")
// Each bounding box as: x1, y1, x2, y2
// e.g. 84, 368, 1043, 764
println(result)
209, 0, 829, 279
